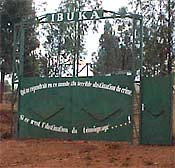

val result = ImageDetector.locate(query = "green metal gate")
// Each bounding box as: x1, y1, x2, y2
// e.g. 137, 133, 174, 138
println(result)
12, 10, 144, 142
139, 75, 173, 145
18, 75, 133, 142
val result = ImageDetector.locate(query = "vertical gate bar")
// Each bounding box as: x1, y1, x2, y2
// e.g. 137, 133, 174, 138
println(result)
87, 63, 89, 77
167, 0, 172, 74
11, 25, 17, 137
139, 16, 143, 144
76, 21, 80, 77
139, 17, 143, 77
170, 74, 173, 143
76, 0, 81, 77
19, 25, 25, 77
131, 18, 136, 76
131, 18, 136, 144
12, 25, 17, 105
18, 24, 25, 139
73, 0, 77, 77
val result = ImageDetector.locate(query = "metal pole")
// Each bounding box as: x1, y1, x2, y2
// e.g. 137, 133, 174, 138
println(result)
76, 22, 80, 77
86, 63, 89, 77
168, 0, 172, 74
139, 16, 143, 144
76, 0, 81, 77
11, 25, 17, 137
140, 17, 143, 76
19, 25, 25, 77
131, 18, 136, 144
131, 19, 136, 76
73, 0, 77, 77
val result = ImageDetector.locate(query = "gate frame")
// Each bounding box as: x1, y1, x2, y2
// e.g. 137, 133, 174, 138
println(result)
12, 10, 143, 88
11, 10, 143, 141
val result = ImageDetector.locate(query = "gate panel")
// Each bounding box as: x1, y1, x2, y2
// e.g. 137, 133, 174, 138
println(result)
18, 75, 133, 141
140, 75, 172, 144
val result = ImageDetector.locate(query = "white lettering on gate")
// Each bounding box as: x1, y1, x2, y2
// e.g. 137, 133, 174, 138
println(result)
67, 12, 74, 21
30, 119, 41, 127
46, 10, 103, 22
78, 11, 87, 20
20, 81, 132, 96
57, 13, 64, 21
83, 125, 109, 134
52, 13, 64, 22
91, 11, 100, 19
19, 114, 132, 134
41, 122, 68, 133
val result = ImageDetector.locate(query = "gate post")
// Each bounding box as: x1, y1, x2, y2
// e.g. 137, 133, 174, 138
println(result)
172, 78, 175, 143
19, 25, 25, 77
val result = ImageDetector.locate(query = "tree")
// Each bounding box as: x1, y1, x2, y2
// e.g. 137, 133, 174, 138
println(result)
41, 0, 103, 77
0, 0, 39, 102
93, 21, 121, 74
92, 8, 133, 75
129, 0, 175, 75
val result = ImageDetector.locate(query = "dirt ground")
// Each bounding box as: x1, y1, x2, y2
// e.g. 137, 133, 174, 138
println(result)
0, 102, 175, 168
1, 139, 175, 168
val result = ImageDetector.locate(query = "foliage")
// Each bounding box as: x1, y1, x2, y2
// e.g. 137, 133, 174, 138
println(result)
40, 0, 103, 77
0, 0, 39, 102
92, 8, 134, 75
92, 21, 121, 74
129, 0, 175, 75
0, 0, 39, 77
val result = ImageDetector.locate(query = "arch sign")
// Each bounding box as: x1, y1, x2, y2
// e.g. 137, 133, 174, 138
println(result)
44, 10, 103, 22
34, 10, 142, 23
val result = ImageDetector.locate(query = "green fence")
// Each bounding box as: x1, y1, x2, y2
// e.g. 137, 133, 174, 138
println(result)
17, 75, 133, 142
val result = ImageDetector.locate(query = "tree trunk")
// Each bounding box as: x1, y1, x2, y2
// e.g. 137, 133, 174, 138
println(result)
0, 72, 5, 103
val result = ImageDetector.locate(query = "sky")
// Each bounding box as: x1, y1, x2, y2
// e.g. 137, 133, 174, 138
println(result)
34, 0, 130, 15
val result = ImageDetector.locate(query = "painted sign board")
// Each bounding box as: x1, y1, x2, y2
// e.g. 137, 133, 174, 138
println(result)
18, 75, 133, 141
45, 10, 104, 22
37, 10, 139, 23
